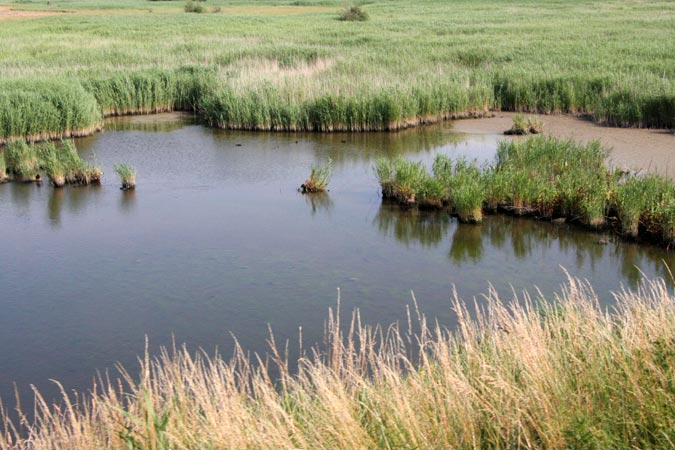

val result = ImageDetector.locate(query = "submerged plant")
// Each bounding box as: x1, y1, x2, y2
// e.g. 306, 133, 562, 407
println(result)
301, 158, 332, 193
114, 163, 136, 190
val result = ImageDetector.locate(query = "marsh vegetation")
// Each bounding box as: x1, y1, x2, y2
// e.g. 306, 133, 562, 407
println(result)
300, 158, 332, 193
114, 163, 136, 190
0, 0, 673, 141
376, 136, 675, 246
1, 140, 102, 187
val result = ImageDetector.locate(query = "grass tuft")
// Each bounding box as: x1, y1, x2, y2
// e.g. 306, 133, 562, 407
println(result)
301, 158, 332, 193
338, 4, 368, 21
184, 0, 204, 13
114, 163, 136, 190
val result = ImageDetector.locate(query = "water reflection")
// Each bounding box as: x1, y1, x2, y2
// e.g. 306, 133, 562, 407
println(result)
9, 182, 39, 217
374, 203, 451, 248
210, 123, 474, 169
374, 209, 675, 289
302, 192, 333, 217
47, 188, 64, 227
119, 189, 137, 214
449, 223, 483, 265
106, 113, 197, 132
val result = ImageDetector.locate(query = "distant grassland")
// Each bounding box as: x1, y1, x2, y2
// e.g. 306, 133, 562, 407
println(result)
0, 0, 674, 140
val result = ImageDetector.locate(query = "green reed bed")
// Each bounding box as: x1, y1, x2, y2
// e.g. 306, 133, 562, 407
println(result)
83, 66, 217, 117
3, 276, 675, 449
4, 140, 41, 182
2, 140, 102, 187
2, 0, 672, 139
0, 80, 102, 144
376, 136, 675, 245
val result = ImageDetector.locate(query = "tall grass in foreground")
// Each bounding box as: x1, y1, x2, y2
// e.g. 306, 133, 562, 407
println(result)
3, 276, 675, 449
377, 136, 675, 245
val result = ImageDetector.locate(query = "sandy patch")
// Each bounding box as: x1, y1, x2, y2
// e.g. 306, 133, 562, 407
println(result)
0, 4, 64, 20
452, 112, 675, 178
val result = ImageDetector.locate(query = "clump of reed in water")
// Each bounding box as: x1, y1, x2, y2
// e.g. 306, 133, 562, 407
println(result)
504, 114, 544, 135
301, 158, 332, 193
376, 136, 675, 246
114, 163, 136, 190
3, 140, 102, 187
433, 155, 485, 222
58, 141, 103, 185
5, 140, 41, 182
37, 144, 67, 187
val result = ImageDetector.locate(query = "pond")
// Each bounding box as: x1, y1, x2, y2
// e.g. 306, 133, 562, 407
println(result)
1, 114, 673, 405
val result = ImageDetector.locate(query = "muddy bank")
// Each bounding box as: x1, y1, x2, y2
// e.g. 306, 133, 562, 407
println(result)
452, 113, 675, 178
0, 5, 64, 20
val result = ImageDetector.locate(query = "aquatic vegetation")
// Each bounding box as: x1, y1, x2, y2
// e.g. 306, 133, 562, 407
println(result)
416, 174, 445, 209
377, 136, 675, 246
392, 159, 425, 205
114, 163, 136, 190
504, 113, 529, 135
301, 158, 332, 193
5, 140, 41, 182
527, 116, 544, 134
374, 158, 396, 199
3, 277, 675, 449
3, 140, 102, 186
37, 144, 67, 187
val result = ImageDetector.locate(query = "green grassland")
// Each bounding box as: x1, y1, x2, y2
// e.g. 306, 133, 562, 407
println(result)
0, 0, 674, 140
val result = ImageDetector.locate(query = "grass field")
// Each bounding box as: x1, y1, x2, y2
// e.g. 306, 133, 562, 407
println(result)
0, 0, 674, 140
3, 276, 675, 449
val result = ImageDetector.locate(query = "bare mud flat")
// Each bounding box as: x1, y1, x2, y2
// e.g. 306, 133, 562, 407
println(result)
452, 112, 675, 177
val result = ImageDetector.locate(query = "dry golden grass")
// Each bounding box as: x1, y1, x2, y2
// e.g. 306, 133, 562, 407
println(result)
2, 275, 675, 449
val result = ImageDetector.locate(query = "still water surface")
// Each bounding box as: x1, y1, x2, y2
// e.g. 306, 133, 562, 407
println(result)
1, 114, 673, 405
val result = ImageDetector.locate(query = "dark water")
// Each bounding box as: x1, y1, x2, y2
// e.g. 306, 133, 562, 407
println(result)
1, 114, 673, 407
